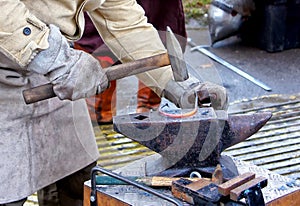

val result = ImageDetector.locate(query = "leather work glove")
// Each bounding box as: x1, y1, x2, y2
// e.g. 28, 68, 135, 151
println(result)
163, 76, 228, 110
27, 24, 109, 100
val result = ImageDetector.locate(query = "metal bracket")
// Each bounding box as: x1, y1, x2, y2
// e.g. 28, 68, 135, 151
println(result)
243, 186, 265, 206
225, 175, 268, 206
90, 166, 183, 206
237, 180, 267, 206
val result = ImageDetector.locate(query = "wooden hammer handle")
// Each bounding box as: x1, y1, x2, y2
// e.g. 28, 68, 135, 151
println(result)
23, 53, 170, 104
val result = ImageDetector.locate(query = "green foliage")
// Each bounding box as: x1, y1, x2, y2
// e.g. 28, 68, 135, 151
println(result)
183, 0, 211, 19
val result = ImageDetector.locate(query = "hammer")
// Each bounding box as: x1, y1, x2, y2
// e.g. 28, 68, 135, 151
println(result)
22, 27, 188, 104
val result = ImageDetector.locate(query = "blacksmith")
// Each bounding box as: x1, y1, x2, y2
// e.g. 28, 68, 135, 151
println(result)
0, 0, 227, 205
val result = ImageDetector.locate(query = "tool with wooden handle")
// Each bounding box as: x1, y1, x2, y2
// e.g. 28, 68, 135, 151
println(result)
23, 53, 171, 104
23, 27, 189, 104
95, 175, 204, 187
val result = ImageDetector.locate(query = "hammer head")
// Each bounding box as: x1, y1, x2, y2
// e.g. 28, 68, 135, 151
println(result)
166, 26, 189, 81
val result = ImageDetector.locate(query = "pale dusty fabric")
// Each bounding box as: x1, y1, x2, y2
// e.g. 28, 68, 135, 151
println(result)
0, 0, 173, 203
0, 0, 173, 96
27, 24, 109, 100
0, 73, 100, 203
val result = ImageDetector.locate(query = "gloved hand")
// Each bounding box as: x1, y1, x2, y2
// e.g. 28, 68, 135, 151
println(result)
27, 24, 109, 100
162, 76, 228, 110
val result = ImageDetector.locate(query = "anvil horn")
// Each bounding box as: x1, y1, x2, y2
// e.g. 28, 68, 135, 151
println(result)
221, 112, 272, 151
113, 108, 272, 168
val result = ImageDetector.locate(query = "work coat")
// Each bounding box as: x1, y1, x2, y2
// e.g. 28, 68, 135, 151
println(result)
0, 0, 173, 203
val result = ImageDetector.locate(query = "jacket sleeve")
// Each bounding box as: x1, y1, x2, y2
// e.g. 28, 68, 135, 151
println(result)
0, 1, 50, 69
88, 0, 174, 96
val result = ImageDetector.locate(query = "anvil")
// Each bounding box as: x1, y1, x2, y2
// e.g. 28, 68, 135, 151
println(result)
113, 107, 271, 178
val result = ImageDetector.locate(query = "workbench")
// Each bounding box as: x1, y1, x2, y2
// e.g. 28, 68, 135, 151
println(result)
83, 154, 300, 206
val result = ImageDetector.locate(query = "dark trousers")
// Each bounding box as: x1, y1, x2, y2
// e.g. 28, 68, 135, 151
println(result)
38, 162, 96, 206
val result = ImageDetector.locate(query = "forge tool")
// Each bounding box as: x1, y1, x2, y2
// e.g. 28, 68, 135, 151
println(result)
22, 26, 189, 104
22, 52, 171, 104
94, 175, 203, 187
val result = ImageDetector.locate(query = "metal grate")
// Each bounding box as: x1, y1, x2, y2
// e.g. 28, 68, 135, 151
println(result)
225, 94, 300, 180
96, 125, 153, 170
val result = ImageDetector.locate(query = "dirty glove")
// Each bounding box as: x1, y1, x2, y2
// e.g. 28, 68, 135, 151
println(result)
162, 76, 228, 110
27, 24, 109, 100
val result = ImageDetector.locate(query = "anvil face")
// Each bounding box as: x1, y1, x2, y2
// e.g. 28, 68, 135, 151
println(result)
113, 108, 271, 170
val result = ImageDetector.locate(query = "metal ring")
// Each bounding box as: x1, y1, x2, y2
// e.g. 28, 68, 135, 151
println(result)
190, 171, 202, 178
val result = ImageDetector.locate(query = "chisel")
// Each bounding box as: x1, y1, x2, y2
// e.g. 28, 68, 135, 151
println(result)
96, 175, 203, 187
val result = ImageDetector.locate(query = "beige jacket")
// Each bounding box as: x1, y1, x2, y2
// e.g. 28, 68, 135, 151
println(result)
0, 0, 173, 94
0, 0, 173, 203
